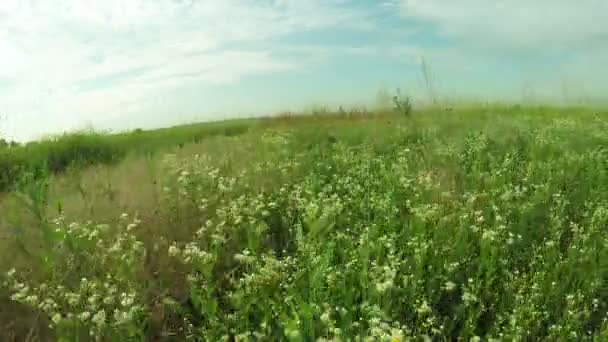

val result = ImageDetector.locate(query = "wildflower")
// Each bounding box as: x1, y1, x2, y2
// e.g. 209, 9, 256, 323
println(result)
168, 245, 180, 257
51, 313, 62, 325
25, 295, 39, 306
103, 296, 114, 305
416, 300, 432, 315
10, 293, 23, 301
444, 281, 457, 291
375, 280, 394, 293
120, 293, 135, 307
66, 293, 81, 306
80, 311, 91, 321
320, 312, 331, 325
462, 291, 477, 305
6, 268, 16, 278
481, 229, 498, 242
92, 310, 106, 327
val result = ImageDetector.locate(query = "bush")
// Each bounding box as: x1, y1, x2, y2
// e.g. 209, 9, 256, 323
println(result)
0, 122, 254, 193
37, 134, 125, 173
393, 88, 413, 116
223, 124, 249, 137
0, 133, 126, 193
0, 149, 27, 192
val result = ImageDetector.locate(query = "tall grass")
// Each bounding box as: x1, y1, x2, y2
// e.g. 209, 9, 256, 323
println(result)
1, 106, 607, 341
0, 120, 253, 193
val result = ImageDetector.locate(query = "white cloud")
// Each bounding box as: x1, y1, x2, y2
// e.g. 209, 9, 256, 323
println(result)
3, 1, 606, 141
0, 0, 374, 140
399, 0, 608, 51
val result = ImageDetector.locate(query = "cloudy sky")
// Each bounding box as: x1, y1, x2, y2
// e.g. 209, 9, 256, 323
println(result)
1, 0, 607, 141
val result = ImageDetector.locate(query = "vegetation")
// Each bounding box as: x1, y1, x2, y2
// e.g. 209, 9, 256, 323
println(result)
392, 89, 413, 116
0, 120, 253, 193
1, 105, 608, 341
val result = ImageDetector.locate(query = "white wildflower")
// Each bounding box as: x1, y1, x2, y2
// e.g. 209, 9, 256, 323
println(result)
168, 245, 180, 257
120, 293, 135, 307
6, 268, 16, 278
25, 295, 39, 306
416, 300, 432, 315
51, 313, 62, 325
92, 310, 106, 327
444, 281, 457, 291
80, 311, 91, 321
462, 291, 477, 305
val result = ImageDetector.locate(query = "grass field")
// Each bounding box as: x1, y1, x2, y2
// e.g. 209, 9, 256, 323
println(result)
1, 105, 608, 341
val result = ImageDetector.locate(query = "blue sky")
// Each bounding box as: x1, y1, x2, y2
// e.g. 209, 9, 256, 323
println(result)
1, 0, 607, 141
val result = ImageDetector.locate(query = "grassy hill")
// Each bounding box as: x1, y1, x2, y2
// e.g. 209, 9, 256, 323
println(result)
1, 105, 607, 341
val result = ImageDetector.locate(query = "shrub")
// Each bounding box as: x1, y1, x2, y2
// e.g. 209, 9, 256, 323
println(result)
39, 134, 125, 173
0, 149, 27, 192
393, 88, 413, 116
0, 133, 126, 193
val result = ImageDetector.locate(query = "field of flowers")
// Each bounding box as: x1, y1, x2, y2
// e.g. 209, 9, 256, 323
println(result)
1, 106, 607, 341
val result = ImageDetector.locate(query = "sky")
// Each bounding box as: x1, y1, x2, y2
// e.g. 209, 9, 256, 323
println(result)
1, 0, 607, 141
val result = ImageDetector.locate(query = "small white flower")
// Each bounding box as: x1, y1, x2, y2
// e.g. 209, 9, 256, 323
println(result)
103, 296, 114, 305
80, 311, 91, 321
120, 293, 135, 307
320, 312, 331, 325
87, 295, 98, 304
481, 229, 498, 242
92, 310, 106, 327
444, 281, 457, 291
51, 313, 62, 325
462, 291, 477, 305
6, 268, 16, 278
66, 293, 81, 306
168, 245, 180, 257
25, 295, 39, 306
416, 300, 432, 315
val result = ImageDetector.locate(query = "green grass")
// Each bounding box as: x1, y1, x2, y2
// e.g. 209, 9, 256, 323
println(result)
0, 119, 255, 193
1, 105, 608, 341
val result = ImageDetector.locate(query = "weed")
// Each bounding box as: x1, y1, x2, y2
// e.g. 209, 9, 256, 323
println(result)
1, 107, 608, 341
393, 88, 413, 116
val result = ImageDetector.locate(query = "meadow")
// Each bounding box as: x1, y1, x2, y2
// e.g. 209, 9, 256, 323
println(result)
1, 105, 607, 341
